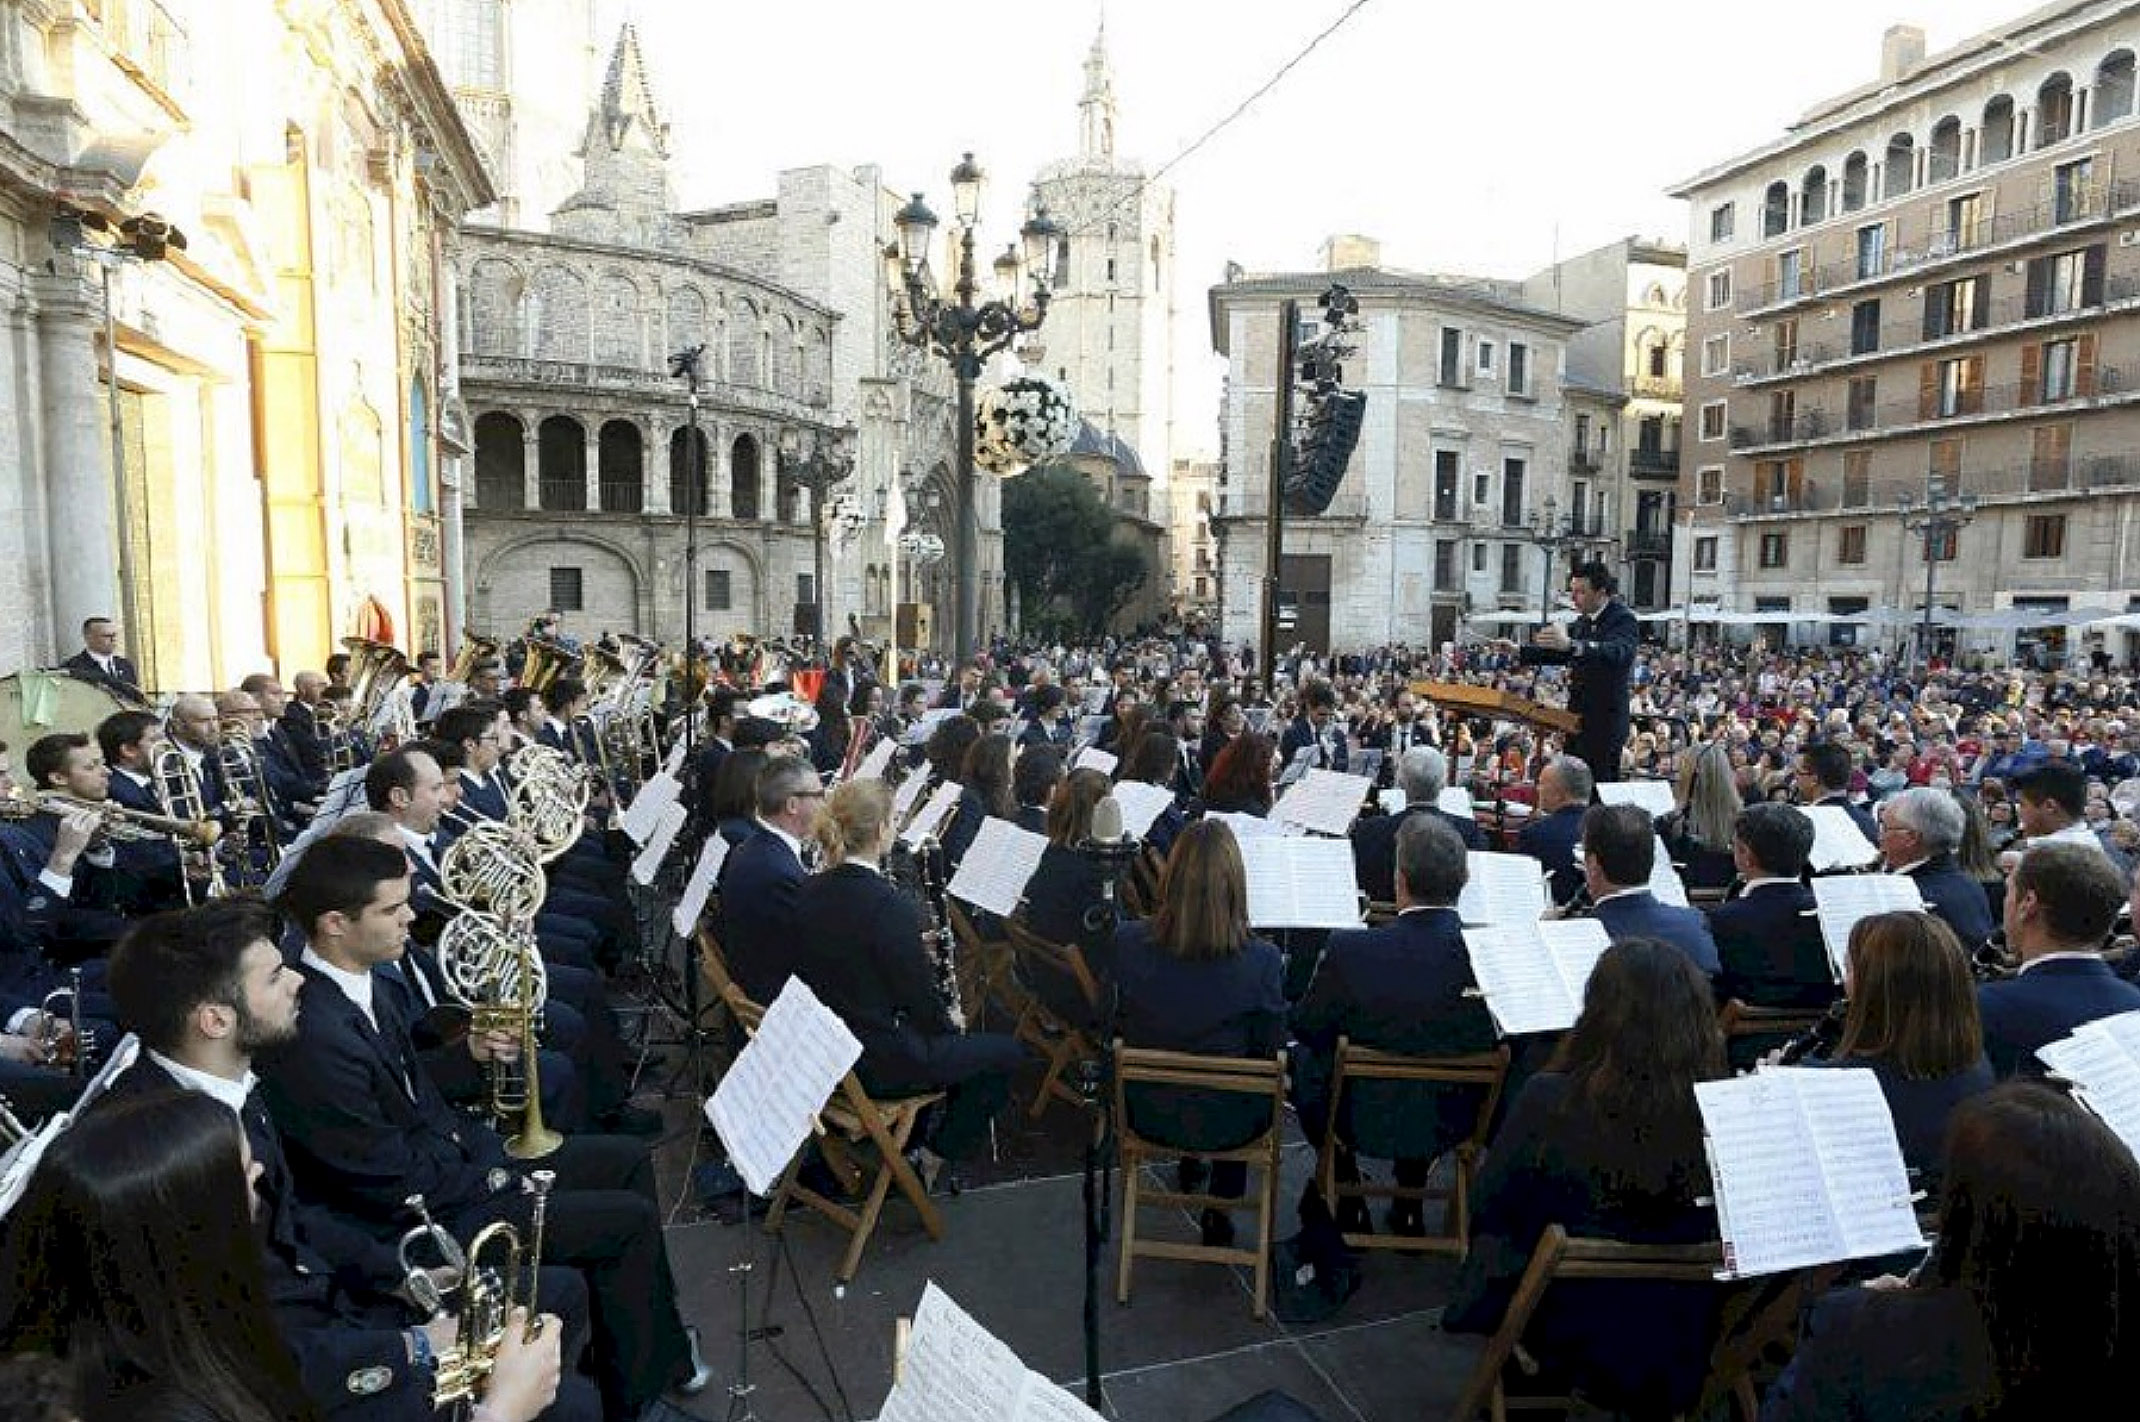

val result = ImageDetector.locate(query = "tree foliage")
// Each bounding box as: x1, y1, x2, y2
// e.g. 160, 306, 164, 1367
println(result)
1002, 462, 1151, 637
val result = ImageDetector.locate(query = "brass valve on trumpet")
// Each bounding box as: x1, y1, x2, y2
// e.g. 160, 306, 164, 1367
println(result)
432, 1169, 556, 1408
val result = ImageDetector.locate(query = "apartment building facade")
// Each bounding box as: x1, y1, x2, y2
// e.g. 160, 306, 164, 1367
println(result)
1672, 7, 2140, 663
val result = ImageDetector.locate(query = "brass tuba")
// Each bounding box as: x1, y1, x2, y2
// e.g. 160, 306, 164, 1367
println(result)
448, 628, 501, 684
518, 638, 579, 695
342, 637, 410, 726
579, 642, 631, 706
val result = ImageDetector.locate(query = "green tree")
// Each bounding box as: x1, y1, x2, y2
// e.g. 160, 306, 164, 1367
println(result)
1002, 462, 1150, 637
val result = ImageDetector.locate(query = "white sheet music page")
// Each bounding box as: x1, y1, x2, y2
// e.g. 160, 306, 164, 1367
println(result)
902, 780, 965, 849
879, 1283, 1105, 1422
1240, 837, 1362, 929
704, 978, 863, 1198
1802, 805, 1881, 872
1071, 746, 1118, 775
629, 801, 690, 887
856, 736, 899, 782
664, 735, 688, 777
891, 766, 932, 826
1649, 837, 1691, 909
1598, 781, 1677, 818
1458, 852, 1549, 926
1209, 810, 1284, 841
1272, 768, 1373, 838
1108, 780, 1175, 840
1463, 919, 1597, 1036
946, 817, 1050, 918
1791, 1067, 1927, 1262
2038, 1010, 2140, 1155
1810, 874, 1926, 979
671, 833, 731, 938
1276, 745, 1318, 788
1437, 787, 1477, 819
617, 769, 683, 845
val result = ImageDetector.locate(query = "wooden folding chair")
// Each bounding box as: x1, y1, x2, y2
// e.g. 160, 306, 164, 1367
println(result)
1315, 1040, 1508, 1256
1004, 919, 1105, 1119
1717, 999, 1832, 1069
1364, 899, 1400, 926
1113, 1041, 1287, 1319
1447, 1226, 1729, 1422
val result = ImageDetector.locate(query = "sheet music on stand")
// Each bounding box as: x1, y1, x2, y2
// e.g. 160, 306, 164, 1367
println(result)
703, 979, 862, 1198
1272, 768, 1374, 838
1462, 919, 1612, 1036
1107, 780, 1175, 840
2037, 1009, 2140, 1156
670, 833, 731, 938
617, 769, 683, 845
1071, 715, 1107, 748
1351, 748, 1384, 788
904, 708, 961, 746
1802, 805, 1881, 872
1079, 686, 1110, 715
1597, 780, 1677, 818
1650, 837, 1691, 909
945, 817, 1049, 919
878, 1282, 1103, 1422
891, 766, 932, 826
1695, 1067, 1926, 1279
1071, 746, 1118, 775
1275, 745, 1318, 789
1, 1033, 140, 1219
626, 802, 687, 887
1239, 837, 1363, 929
664, 735, 688, 778
1458, 851, 1550, 926
1208, 810, 1284, 842
901, 780, 964, 849
1810, 874, 1926, 979
854, 735, 899, 783
1437, 787, 1476, 819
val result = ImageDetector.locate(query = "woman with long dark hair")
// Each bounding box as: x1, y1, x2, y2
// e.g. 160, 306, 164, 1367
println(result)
1201, 731, 1276, 817
941, 732, 1015, 871
1, 1091, 562, 1422
1802, 911, 1994, 1187
1201, 691, 1244, 774
1445, 938, 1727, 1417
1018, 767, 1114, 953
1762, 1082, 2140, 1419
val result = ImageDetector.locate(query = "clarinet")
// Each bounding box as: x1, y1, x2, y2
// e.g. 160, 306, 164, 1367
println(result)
892, 836, 966, 1032
1777, 998, 1849, 1065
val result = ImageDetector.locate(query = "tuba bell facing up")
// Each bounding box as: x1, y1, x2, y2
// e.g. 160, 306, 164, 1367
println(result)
448, 628, 501, 684
343, 637, 410, 724
518, 637, 579, 696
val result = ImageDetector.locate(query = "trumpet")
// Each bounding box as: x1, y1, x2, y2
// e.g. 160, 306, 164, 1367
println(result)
0, 789, 221, 845
435, 1170, 556, 1407
0, 1094, 30, 1147
34, 968, 91, 1078
397, 1191, 469, 1317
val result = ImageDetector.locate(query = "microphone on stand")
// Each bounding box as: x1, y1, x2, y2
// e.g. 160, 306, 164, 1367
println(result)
1077, 794, 1144, 936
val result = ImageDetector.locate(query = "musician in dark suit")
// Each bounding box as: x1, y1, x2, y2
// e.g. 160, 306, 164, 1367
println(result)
12, 733, 135, 958
1582, 804, 1720, 977
1763, 1084, 2140, 1420
1515, 755, 1593, 908
714, 756, 818, 1005
260, 838, 708, 1419
1011, 743, 1063, 836
1978, 843, 2140, 1076
688, 688, 742, 830
283, 670, 333, 787
93, 709, 185, 913
1876, 786, 1995, 954
98, 896, 600, 1422
1095, 820, 1288, 1248
1351, 747, 1484, 906
59, 616, 143, 701
1018, 685, 1074, 752
1278, 680, 1349, 774
1018, 768, 1112, 955
1295, 815, 1497, 1234
1710, 804, 1832, 1010
1513, 562, 1637, 784
1795, 740, 1879, 844
788, 779, 1026, 1175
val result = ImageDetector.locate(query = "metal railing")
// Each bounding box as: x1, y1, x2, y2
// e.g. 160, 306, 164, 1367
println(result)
1735, 179, 2140, 314
1629, 375, 1681, 401
1723, 453, 2140, 517
462, 355, 833, 419
1630, 447, 1682, 476
1731, 367, 2128, 450
1626, 530, 1674, 558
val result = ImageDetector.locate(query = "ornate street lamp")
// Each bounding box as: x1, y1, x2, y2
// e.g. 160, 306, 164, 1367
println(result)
1899, 485, 1978, 672
776, 423, 857, 654
886, 152, 1060, 663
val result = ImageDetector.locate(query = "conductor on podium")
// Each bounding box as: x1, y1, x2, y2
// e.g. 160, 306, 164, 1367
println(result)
1515, 561, 1637, 785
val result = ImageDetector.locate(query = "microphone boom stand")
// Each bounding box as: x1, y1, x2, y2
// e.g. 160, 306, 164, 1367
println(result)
1073, 821, 1143, 1410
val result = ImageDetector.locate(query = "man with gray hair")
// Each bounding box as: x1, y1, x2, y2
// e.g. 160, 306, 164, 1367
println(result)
715, 756, 823, 1004
1349, 746, 1485, 904
1877, 786, 1995, 953
1517, 755, 1594, 906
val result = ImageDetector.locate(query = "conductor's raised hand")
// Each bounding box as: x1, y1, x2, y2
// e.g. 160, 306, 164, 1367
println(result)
1531, 623, 1572, 653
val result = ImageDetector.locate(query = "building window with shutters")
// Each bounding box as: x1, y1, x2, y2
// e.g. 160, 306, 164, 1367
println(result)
1842, 450, 1873, 507
2024, 514, 2068, 559
2032, 424, 2075, 491
1851, 299, 1881, 356
1758, 533, 1789, 569
1922, 276, 1986, 340
1433, 451, 1460, 521
1838, 525, 1868, 564
1693, 537, 1717, 571
1500, 543, 1522, 592
2028, 335, 2097, 403
704, 569, 733, 611
549, 567, 583, 612
1922, 356, 1984, 418
1924, 526, 1959, 562
1848, 376, 1877, 431
2026, 244, 2105, 317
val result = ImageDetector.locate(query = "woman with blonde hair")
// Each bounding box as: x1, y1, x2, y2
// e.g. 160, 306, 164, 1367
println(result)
1657, 740, 1739, 891
787, 779, 1027, 1177
1096, 819, 1287, 1247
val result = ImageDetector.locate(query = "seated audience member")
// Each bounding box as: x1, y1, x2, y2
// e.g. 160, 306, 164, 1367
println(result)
1018, 768, 1114, 956
1516, 756, 1592, 907
1979, 842, 2140, 1075
1800, 911, 1995, 1188
1762, 1083, 2140, 1419
1582, 804, 1720, 977
1351, 747, 1484, 906
1294, 815, 1497, 1235
1655, 742, 1739, 893
0, 1090, 568, 1422
1444, 939, 1726, 1417
1875, 786, 1996, 954
1711, 803, 1831, 1010
787, 779, 1026, 1183
1098, 819, 1287, 1248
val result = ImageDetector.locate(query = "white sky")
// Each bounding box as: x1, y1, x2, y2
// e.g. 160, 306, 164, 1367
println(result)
607, 0, 2037, 453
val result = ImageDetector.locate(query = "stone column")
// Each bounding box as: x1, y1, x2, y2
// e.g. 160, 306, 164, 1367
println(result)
583, 428, 601, 511
645, 419, 672, 515
758, 429, 776, 526
33, 271, 121, 648
521, 423, 541, 509
709, 421, 730, 520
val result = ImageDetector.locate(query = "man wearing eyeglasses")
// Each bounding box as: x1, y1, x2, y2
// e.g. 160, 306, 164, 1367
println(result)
714, 757, 824, 1006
